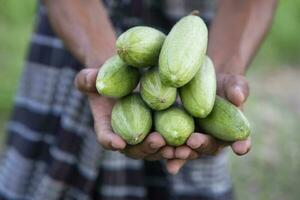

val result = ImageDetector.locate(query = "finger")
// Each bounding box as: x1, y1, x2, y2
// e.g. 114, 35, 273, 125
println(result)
166, 159, 187, 175
74, 68, 98, 93
216, 73, 227, 98
175, 145, 193, 159
145, 146, 175, 161
97, 128, 126, 151
176, 148, 199, 160
124, 132, 166, 159
224, 75, 249, 107
186, 133, 227, 156
231, 137, 251, 156
160, 146, 175, 159
95, 115, 126, 151
188, 150, 199, 160
136, 132, 166, 154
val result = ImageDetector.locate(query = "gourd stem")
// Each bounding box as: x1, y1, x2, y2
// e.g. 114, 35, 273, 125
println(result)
190, 10, 200, 16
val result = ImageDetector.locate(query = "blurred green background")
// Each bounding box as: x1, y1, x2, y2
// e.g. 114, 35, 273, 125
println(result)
0, 1, 299, 200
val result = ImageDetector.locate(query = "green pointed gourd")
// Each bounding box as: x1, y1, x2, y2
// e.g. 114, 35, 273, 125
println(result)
154, 107, 195, 146
159, 15, 208, 87
179, 56, 216, 118
197, 96, 251, 142
116, 26, 166, 68
96, 55, 139, 98
111, 94, 152, 145
140, 68, 177, 110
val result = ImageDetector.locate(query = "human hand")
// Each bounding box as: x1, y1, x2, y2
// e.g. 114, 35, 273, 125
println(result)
74, 68, 175, 160
166, 73, 251, 174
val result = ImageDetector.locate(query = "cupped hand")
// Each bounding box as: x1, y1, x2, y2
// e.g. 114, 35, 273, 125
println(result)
166, 72, 251, 174
74, 69, 252, 174
74, 68, 175, 160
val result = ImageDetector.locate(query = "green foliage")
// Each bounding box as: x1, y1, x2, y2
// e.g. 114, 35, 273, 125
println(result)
0, 0, 37, 114
0, 0, 36, 24
255, 0, 300, 65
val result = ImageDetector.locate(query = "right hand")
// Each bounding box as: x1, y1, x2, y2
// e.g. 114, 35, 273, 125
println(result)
74, 68, 175, 161
166, 72, 251, 174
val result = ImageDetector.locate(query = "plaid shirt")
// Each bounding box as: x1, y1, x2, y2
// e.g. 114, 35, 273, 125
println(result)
0, 1, 233, 200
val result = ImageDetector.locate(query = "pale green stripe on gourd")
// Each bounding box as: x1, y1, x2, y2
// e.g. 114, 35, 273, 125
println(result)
154, 107, 195, 146
96, 55, 139, 98
159, 15, 208, 87
111, 94, 152, 145
140, 68, 177, 110
197, 96, 251, 142
179, 56, 216, 118
117, 26, 166, 68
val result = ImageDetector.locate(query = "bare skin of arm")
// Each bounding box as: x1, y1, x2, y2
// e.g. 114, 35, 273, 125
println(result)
167, 0, 278, 174
43, 0, 116, 67
209, 0, 278, 75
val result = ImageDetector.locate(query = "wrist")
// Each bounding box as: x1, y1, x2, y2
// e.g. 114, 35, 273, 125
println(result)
215, 55, 247, 75
84, 47, 116, 68
213, 54, 247, 75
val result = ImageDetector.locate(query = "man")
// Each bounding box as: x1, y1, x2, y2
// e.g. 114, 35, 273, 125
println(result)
0, 0, 277, 199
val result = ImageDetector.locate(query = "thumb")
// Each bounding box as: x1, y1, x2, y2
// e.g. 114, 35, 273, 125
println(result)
74, 68, 98, 94
224, 75, 249, 107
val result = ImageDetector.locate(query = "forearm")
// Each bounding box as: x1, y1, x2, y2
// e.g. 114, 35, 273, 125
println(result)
43, 0, 116, 67
208, 0, 277, 74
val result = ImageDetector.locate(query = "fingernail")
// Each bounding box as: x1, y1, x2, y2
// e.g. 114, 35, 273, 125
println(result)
234, 86, 245, 102
85, 70, 94, 88
189, 141, 199, 149
111, 142, 121, 150
245, 146, 251, 154
178, 153, 188, 160
235, 147, 248, 156
172, 167, 180, 175
162, 150, 173, 159
168, 167, 178, 175
187, 139, 200, 149
150, 142, 160, 149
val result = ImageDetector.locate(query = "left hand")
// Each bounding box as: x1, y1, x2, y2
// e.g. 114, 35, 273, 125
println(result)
166, 72, 252, 174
